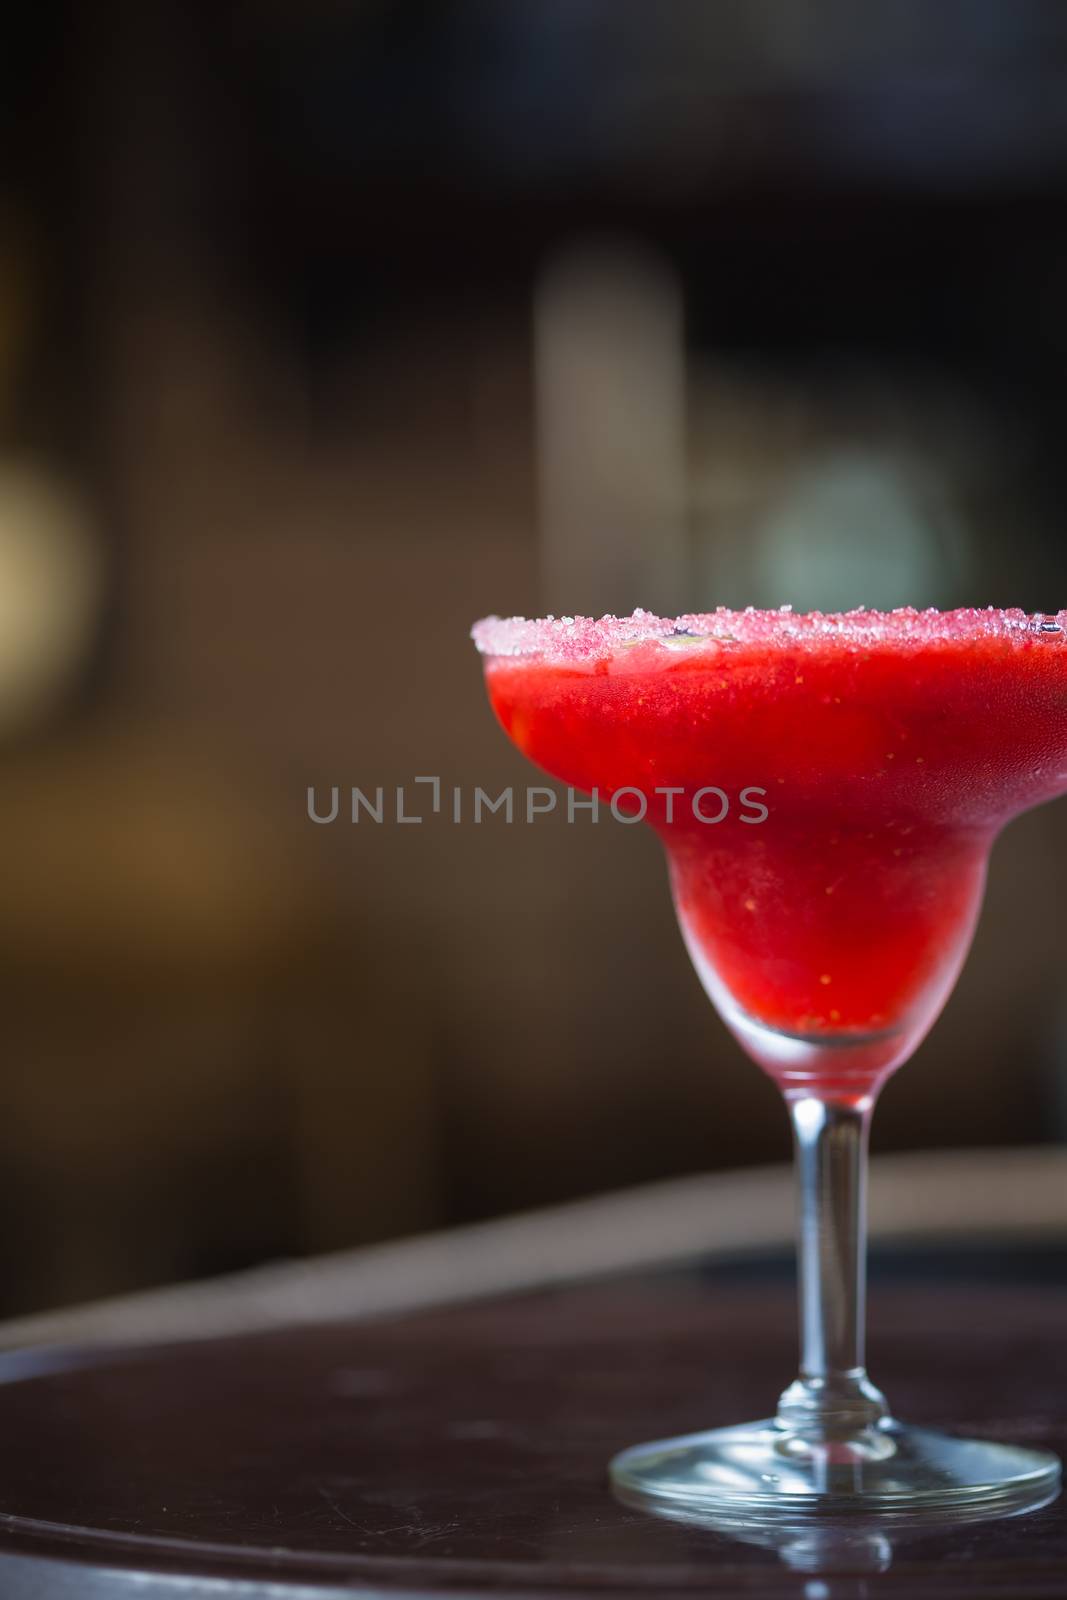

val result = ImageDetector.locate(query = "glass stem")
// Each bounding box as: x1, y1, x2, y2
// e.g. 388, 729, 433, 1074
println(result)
776, 1093, 889, 1438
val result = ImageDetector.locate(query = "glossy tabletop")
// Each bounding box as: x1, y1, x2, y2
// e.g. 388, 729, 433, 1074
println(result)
0, 1268, 1064, 1596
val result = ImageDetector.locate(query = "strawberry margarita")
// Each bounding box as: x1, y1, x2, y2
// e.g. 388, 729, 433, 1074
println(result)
472, 606, 1065, 1516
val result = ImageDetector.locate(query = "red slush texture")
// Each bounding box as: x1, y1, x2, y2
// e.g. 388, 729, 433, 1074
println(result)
479, 612, 1067, 1094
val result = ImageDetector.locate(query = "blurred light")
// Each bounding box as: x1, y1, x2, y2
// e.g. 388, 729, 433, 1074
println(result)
535, 238, 687, 615
688, 365, 984, 612
756, 448, 957, 612
0, 462, 102, 737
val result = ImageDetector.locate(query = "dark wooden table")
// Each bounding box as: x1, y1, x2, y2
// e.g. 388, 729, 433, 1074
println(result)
0, 1269, 1064, 1596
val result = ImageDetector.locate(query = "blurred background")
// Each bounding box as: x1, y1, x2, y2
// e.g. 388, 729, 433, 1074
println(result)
3, 0, 1067, 1315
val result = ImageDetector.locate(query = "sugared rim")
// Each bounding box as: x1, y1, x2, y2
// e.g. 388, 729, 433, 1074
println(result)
472, 607, 1067, 662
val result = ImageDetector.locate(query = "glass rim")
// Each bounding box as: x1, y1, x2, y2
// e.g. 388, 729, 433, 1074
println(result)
471, 605, 1067, 662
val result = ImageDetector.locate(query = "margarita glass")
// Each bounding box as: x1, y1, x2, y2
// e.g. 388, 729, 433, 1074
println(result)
472, 606, 1065, 1518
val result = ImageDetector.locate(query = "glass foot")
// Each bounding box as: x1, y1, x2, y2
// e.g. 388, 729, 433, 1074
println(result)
610, 1418, 1061, 1520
